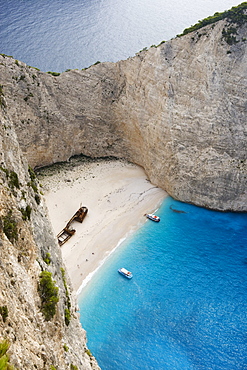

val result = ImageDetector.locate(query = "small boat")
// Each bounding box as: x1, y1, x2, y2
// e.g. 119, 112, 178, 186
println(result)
57, 227, 76, 246
57, 206, 88, 246
146, 213, 160, 222
118, 268, 133, 279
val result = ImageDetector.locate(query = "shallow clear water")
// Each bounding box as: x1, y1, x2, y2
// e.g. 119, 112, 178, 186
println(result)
0, 0, 239, 71
79, 197, 247, 370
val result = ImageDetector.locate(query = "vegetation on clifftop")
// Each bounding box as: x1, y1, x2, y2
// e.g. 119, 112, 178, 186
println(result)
47, 71, 60, 77
177, 2, 247, 37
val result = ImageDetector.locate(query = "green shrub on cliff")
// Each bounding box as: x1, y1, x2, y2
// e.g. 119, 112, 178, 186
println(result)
0, 340, 15, 370
3, 211, 18, 242
222, 26, 239, 44
70, 365, 78, 370
43, 252, 51, 265
47, 71, 60, 76
8, 171, 20, 190
0, 166, 9, 178
0, 167, 20, 192
64, 308, 71, 326
60, 268, 71, 325
27, 180, 38, 193
177, 2, 247, 37
38, 271, 59, 321
28, 166, 41, 204
63, 344, 69, 352
35, 194, 41, 205
85, 349, 92, 356
0, 341, 9, 357
0, 54, 13, 58
28, 166, 37, 182
0, 306, 8, 322
20, 205, 32, 221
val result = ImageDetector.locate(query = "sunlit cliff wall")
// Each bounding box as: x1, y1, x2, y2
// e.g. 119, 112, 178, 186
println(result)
0, 105, 100, 369
0, 15, 246, 211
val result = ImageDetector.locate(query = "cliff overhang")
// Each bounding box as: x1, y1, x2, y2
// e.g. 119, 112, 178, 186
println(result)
0, 4, 246, 213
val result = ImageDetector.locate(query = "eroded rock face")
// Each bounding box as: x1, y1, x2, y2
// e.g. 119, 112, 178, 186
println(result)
0, 107, 100, 369
0, 18, 246, 211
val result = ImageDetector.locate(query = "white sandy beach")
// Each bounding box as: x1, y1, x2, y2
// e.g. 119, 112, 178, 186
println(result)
38, 158, 167, 293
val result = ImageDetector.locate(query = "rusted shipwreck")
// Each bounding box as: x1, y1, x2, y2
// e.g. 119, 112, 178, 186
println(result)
57, 206, 88, 246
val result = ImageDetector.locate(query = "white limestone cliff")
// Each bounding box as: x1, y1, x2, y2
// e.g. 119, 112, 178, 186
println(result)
0, 17, 246, 211
0, 105, 100, 369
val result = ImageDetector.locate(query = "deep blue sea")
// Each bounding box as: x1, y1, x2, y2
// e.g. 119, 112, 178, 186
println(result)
0, 0, 239, 72
79, 197, 247, 370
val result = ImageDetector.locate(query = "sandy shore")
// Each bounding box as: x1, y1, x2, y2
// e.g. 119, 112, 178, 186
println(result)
38, 158, 167, 293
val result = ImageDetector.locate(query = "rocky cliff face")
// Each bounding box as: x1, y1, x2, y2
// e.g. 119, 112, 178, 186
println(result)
0, 104, 99, 368
0, 16, 246, 210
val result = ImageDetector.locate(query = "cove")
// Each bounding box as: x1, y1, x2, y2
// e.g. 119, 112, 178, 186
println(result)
79, 196, 247, 369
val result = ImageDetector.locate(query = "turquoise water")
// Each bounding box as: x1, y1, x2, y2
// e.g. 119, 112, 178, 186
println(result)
79, 197, 247, 369
0, 0, 239, 72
